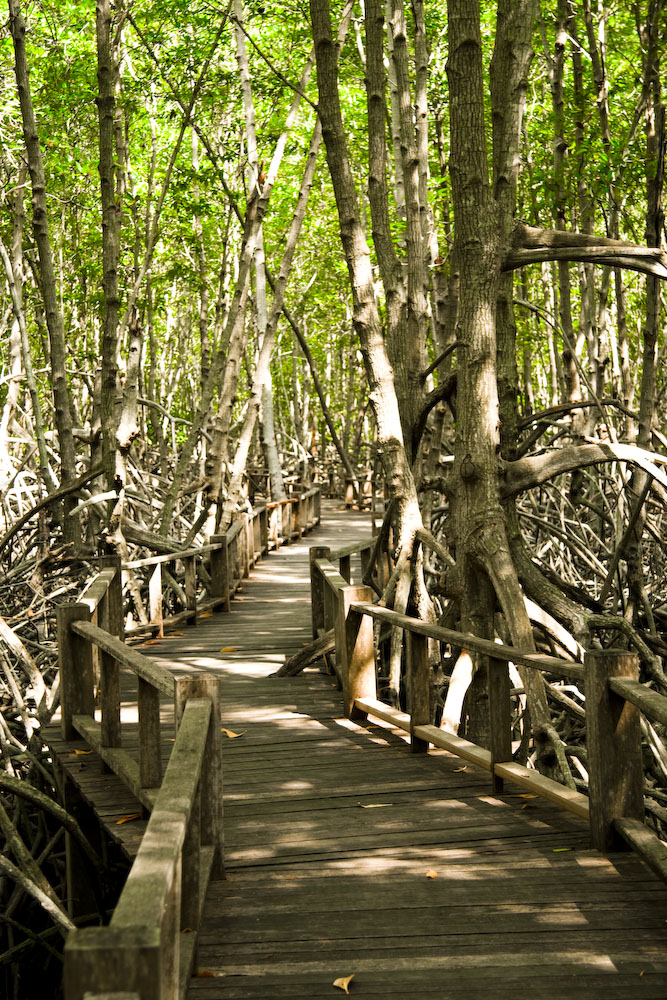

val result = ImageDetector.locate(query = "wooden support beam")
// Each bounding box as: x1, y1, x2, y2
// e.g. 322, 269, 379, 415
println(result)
585, 649, 644, 851
57, 603, 94, 741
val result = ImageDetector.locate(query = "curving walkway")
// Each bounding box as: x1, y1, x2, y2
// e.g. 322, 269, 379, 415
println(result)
51, 501, 667, 998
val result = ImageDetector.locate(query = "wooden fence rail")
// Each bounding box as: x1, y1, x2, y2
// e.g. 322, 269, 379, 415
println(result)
55, 487, 321, 1000
310, 542, 667, 885
122, 487, 320, 637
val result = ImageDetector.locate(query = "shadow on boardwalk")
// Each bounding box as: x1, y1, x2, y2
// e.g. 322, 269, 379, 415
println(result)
55, 501, 667, 998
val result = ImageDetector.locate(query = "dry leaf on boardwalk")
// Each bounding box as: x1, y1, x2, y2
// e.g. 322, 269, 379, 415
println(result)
220, 646, 239, 652
141, 639, 162, 646
221, 728, 246, 739
116, 813, 141, 825
359, 802, 392, 809
333, 973, 354, 993
73, 749, 93, 756
426, 870, 438, 879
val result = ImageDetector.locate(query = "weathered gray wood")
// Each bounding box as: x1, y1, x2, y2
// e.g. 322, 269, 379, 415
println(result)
493, 761, 590, 821
259, 505, 269, 554
334, 584, 376, 718
488, 655, 512, 791
339, 553, 351, 582
182, 780, 201, 935
70, 621, 175, 697
585, 649, 644, 851
98, 555, 123, 752
355, 696, 411, 731
608, 676, 667, 728
351, 602, 583, 680
614, 817, 667, 884
148, 562, 164, 638
71, 715, 155, 811
138, 678, 162, 791
407, 631, 430, 753
209, 533, 230, 612
309, 546, 331, 638
79, 568, 117, 613
174, 675, 224, 879
64, 927, 161, 1000
413, 723, 493, 771
57, 603, 94, 741
184, 554, 197, 626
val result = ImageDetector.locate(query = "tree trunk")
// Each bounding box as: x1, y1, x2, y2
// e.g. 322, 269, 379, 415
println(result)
9, 0, 79, 546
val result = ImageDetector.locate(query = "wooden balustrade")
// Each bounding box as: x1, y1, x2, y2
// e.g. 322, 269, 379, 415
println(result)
55, 486, 322, 1000
122, 489, 320, 638
310, 543, 667, 885
57, 571, 223, 998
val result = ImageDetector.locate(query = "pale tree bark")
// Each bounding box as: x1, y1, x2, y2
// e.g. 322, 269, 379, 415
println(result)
387, 0, 429, 458
232, 0, 286, 508
620, 0, 663, 630
0, 167, 30, 488
219, 119, 323, 530
0, 232, 51, 493
311, 0, 432, 705
9, 0, 79, 546
95, 0, 121, 494
446, 0, 572, 779
205, 7, 320, 514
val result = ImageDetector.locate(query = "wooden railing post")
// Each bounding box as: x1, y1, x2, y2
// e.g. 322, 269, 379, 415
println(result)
64, 927, 160, 1000
339, 554, 351, 583
183, 555, 197, 626
407, 631, 430, 752
57, 603, 94, 741
585, 649, 644, 851
97, 555, 123, 750
259, 504, 269, 554
209, 534, 230, 612
174, 673, 224, 879
148, 562, 164, 637
314, 486, 321, 523
488, 654, 512, 791
138, 678, 162, 793
335, 586, 375, 718
252, 509, 261, 561
310, 547, 330, 638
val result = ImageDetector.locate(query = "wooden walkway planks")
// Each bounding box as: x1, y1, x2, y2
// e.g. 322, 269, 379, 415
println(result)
47, 501, 667, 997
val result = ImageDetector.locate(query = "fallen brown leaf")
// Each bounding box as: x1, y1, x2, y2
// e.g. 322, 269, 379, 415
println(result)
116, 813, 141, 825
220, 646, 239, 653
195, 970, 215, 978
73, 749, 93, 756
221, 728, 246, 739
426, 870, 438, 879
333, 973, 354, 994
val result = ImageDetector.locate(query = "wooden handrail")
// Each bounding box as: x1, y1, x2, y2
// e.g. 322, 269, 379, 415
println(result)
71, 620, 174, 695
350, 601, 585, 682
310, 544, 667, 885
57, 486, 323, 1000
79, 567, 118, 612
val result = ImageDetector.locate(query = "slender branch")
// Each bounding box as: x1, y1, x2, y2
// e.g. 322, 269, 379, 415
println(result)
230, 15, 318, 109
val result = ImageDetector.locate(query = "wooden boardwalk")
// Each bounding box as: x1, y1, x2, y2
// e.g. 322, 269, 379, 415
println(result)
50, 502, 667, 998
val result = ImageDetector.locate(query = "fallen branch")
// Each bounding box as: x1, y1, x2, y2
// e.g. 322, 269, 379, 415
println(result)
271, 628, 335, 676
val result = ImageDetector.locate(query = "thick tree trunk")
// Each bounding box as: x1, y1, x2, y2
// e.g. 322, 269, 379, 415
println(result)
9, 0, 79, 546
95, 0, 121, 493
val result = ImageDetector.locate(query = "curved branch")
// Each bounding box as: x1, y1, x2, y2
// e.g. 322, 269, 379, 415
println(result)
503, 442, 667, 499
504, 223, 667, 280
